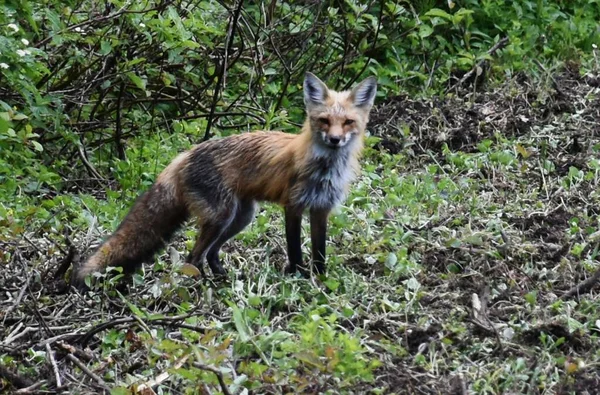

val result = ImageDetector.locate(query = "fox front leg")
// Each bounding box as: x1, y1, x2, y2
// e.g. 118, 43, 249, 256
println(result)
284, 206, 303, 274
310, 208, 329, 275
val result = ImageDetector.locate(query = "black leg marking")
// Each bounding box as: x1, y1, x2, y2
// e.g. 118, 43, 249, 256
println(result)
310, 208, 329, 275
205, 200, 256, 276
284, 206, 303, 274
187, 208, 236, 276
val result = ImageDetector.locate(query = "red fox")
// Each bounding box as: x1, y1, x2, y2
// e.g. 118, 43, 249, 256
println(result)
73, 72, 377, 289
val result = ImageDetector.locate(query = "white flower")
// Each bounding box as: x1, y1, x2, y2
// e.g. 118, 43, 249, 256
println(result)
0, 63, 9, 69
21, 38, 29, 46
74, 27, 82, 33
7, 24, 18, 32
593, 44, 598, 50
139, 23, 145, 27
16, 49, 27, 57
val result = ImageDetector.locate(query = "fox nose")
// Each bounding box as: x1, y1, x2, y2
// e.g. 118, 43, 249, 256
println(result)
329, 137, 341, 145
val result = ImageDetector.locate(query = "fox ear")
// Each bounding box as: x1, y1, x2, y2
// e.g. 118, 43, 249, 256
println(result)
304, 72, 329, 108
350, 76, 377, 108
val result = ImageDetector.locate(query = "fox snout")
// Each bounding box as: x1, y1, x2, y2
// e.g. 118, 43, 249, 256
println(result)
321, 130, 351, 148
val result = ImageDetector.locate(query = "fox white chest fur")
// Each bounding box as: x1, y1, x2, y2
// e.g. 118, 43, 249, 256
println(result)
292, 139, 358, 210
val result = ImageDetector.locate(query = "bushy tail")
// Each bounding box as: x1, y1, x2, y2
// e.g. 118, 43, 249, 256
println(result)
73, 158, 190, 288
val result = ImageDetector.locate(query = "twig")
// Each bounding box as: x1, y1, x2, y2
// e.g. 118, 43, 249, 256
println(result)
14, 381, 46, 394
57, 341, 95, 362
79, 314, 209, 347
446, 36, 509, 93
561, 266, 600, 300
2, 275, 30, 321
46, 343, 62, 388
66, 353, 110, 391
77, 143, 105, 182
192, 362, 232, 395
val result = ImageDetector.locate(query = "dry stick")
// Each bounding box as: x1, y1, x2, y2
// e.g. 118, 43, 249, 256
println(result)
446, 36, 510, 93
79, 315, 210, 347
192, 362, 232, 395
66, 353, 110, 391
561, 265, 600, 300
46, 343, 62, 388
2, 275, 30, 320
57, 341, 94, 362
14, 381, 46, 394
77, 144, 105, 182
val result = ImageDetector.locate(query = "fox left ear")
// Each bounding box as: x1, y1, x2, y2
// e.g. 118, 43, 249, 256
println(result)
350, 76, 377, 109
304, 72, 330, 109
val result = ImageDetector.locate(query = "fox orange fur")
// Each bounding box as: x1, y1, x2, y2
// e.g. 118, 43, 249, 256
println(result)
73, 72, 377, 288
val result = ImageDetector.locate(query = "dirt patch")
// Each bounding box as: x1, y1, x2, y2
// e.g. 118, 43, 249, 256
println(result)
507, 207, 571, 245
370, 68, 600, 161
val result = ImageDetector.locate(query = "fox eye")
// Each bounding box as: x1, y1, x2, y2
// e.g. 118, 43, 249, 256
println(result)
318, 117, 330, 125
344, 119, 355, 126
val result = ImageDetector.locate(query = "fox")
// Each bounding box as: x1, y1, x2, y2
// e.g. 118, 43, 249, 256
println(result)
72, 72, 377, 289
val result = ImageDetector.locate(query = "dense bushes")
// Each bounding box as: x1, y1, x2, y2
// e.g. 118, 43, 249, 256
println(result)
0, 0, 599, 237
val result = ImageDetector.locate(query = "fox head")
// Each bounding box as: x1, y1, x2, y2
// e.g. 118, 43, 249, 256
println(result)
303, 72, 377, 149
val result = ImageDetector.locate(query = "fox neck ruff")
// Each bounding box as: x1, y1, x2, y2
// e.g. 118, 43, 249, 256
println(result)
291, 133, 361, 211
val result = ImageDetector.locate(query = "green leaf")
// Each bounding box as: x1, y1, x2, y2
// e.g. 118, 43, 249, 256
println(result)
524, 291, 537, 306
127, 72, 146, 91
31, 141, 43, 152
419, 24, 434, 38
100, 41, 112, 55
0, 117, 9, 134
12, 113, 28, 121
110, 387, 132, 395
425, 8, 453, 20
231, 305, 251, 341
324, 279, 340, 291
126, 301, 146, 318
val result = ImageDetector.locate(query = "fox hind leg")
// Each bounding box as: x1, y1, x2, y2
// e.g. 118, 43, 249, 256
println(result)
186, 208, 236, 276
205, 199, 256, 276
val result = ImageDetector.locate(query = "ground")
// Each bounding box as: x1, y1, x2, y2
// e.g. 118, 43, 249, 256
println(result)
1, 68, 600, 394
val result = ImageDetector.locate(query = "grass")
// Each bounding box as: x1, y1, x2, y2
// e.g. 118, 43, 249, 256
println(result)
1, 67, 600, 394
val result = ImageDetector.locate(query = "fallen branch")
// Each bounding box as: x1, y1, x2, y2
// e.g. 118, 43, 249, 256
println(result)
46, 343, 62, 388
79, 314, 209, 347
446, 36, 509, 93
192, 362, 232, 395
14, 381, 46, 394
57, 341, 95, 362
561, 266, 600, 300
66, 353, 110, 391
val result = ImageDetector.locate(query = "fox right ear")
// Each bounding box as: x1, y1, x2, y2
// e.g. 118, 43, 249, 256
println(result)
304, 72, 329, 108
